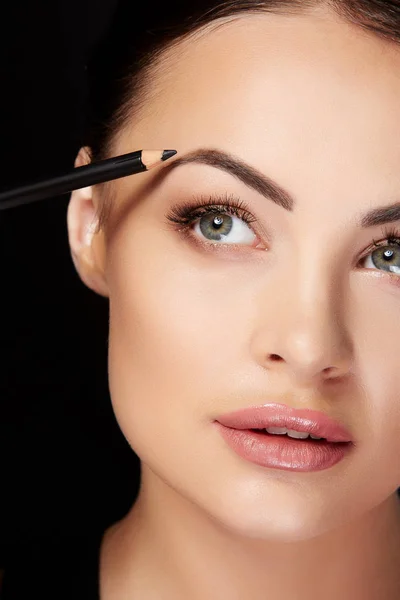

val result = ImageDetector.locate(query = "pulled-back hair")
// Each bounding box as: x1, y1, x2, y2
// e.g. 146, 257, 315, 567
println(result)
85, 0, 400, 230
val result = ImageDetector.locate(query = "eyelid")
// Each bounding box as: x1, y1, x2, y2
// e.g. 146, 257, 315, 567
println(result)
359, 225, 400, 258
166, 192, 266, 250
165, 192, 272, 243
166, 193, 254, 222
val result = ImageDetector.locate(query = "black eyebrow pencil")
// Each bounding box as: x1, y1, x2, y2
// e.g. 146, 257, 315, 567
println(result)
0, 149, 177, 211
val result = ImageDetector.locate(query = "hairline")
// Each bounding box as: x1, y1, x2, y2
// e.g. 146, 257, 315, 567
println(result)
92, 0, 400, 233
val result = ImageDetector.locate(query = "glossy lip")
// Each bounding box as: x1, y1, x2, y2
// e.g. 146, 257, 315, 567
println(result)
215, 403, 353, 443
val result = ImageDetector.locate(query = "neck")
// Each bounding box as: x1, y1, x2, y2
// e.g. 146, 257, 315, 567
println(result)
100, 470, 400, 600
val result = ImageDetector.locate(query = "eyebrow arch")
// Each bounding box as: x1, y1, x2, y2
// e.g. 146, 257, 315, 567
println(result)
165, 148, 294, 211
165, 147, 400, 229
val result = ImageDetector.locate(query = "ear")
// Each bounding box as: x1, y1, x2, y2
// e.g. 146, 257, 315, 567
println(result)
66, 146, 109, 297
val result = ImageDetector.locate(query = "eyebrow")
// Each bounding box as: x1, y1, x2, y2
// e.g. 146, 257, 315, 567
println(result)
165, 148, 400, 229
166, 148, 293, 210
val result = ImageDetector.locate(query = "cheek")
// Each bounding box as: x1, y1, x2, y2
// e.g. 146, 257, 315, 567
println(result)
345, 283, 400, 490
105, 229, 254, 451
351, 277, 400, 430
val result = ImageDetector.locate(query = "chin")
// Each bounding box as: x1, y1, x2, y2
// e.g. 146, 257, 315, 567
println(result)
199, 484, 344, 543
219, 511, 331, 543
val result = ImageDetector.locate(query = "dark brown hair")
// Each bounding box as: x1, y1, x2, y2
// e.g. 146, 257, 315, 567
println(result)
85, 0, 400, 229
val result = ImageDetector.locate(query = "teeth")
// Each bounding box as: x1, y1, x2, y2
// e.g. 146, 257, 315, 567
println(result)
265, 427, 288, 435
286, 429, 310, 439
265, 427, 323, 440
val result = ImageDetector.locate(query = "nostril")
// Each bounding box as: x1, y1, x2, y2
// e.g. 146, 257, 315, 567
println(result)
269, 354, 283, 362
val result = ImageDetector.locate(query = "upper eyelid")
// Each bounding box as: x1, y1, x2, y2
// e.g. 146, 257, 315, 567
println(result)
187, 203, 256, 221
166, 194, 255, 221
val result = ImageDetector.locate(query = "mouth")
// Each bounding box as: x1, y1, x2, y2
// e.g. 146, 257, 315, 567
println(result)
215, 402, 353, 443
214, 403, 354, 472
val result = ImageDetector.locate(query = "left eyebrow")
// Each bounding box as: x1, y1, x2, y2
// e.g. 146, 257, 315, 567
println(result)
164, 148, 294, 211
359, 202, 400, 228
164, 147, 400, 229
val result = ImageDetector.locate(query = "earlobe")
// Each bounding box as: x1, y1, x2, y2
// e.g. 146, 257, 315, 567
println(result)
66, 147, 109, 298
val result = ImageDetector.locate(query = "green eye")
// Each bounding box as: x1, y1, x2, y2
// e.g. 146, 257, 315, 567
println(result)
366, 245, 400, 274
165, 195, 260, 247
199, 213, 233, 240
194, 211, 256, 244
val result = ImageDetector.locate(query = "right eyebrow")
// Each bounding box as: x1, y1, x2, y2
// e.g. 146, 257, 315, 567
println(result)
164, 147, 294, 211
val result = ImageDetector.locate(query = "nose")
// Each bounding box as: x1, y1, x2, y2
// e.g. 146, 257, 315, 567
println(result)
250, 269, 353, 386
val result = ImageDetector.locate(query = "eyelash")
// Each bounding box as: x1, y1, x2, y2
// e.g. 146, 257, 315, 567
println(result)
166, 193, 256, 233
368, 226, 400, 253
166, 194, 400, 261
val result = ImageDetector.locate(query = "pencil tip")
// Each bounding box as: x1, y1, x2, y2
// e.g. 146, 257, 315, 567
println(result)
161, 149, 177, 161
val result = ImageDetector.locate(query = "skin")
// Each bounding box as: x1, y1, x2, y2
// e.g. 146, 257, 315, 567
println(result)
68, 6, 400, 599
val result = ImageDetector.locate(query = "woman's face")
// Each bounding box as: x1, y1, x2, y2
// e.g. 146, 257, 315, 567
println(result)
71, 9, 400, 541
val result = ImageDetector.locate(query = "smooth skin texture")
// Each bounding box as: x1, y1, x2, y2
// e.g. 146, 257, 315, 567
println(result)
68, 6, 400, 599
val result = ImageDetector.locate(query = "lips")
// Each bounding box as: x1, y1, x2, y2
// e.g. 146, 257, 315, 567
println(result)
215, 403, 353, 443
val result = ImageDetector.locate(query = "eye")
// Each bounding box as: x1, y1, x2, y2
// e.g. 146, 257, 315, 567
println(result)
359, 228, 400, 275
165, 194, 263, 248
193, 211, 256, 244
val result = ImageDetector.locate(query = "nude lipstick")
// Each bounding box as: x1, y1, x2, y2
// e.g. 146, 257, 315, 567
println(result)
214, 403, 354, 472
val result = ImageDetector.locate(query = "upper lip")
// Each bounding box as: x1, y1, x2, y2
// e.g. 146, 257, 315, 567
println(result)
215, 403, 353, 443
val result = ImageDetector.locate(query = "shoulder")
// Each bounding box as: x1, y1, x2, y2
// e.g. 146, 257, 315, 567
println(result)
1, 529, 105, 600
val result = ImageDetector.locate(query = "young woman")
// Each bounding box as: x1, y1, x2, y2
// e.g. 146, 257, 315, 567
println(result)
4, 0, 400, 598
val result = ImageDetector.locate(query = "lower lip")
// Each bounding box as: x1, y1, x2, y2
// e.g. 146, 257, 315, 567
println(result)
215, 423, 352, 472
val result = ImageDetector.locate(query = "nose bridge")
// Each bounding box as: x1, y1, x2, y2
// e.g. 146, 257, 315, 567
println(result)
285, 268, 345, 356
253, 246, 353, 383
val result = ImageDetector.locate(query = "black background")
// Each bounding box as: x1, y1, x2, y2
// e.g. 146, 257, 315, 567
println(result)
0, 0, 143, 564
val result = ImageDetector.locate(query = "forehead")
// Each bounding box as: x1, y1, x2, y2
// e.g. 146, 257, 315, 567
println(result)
118, 11, 400, 201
